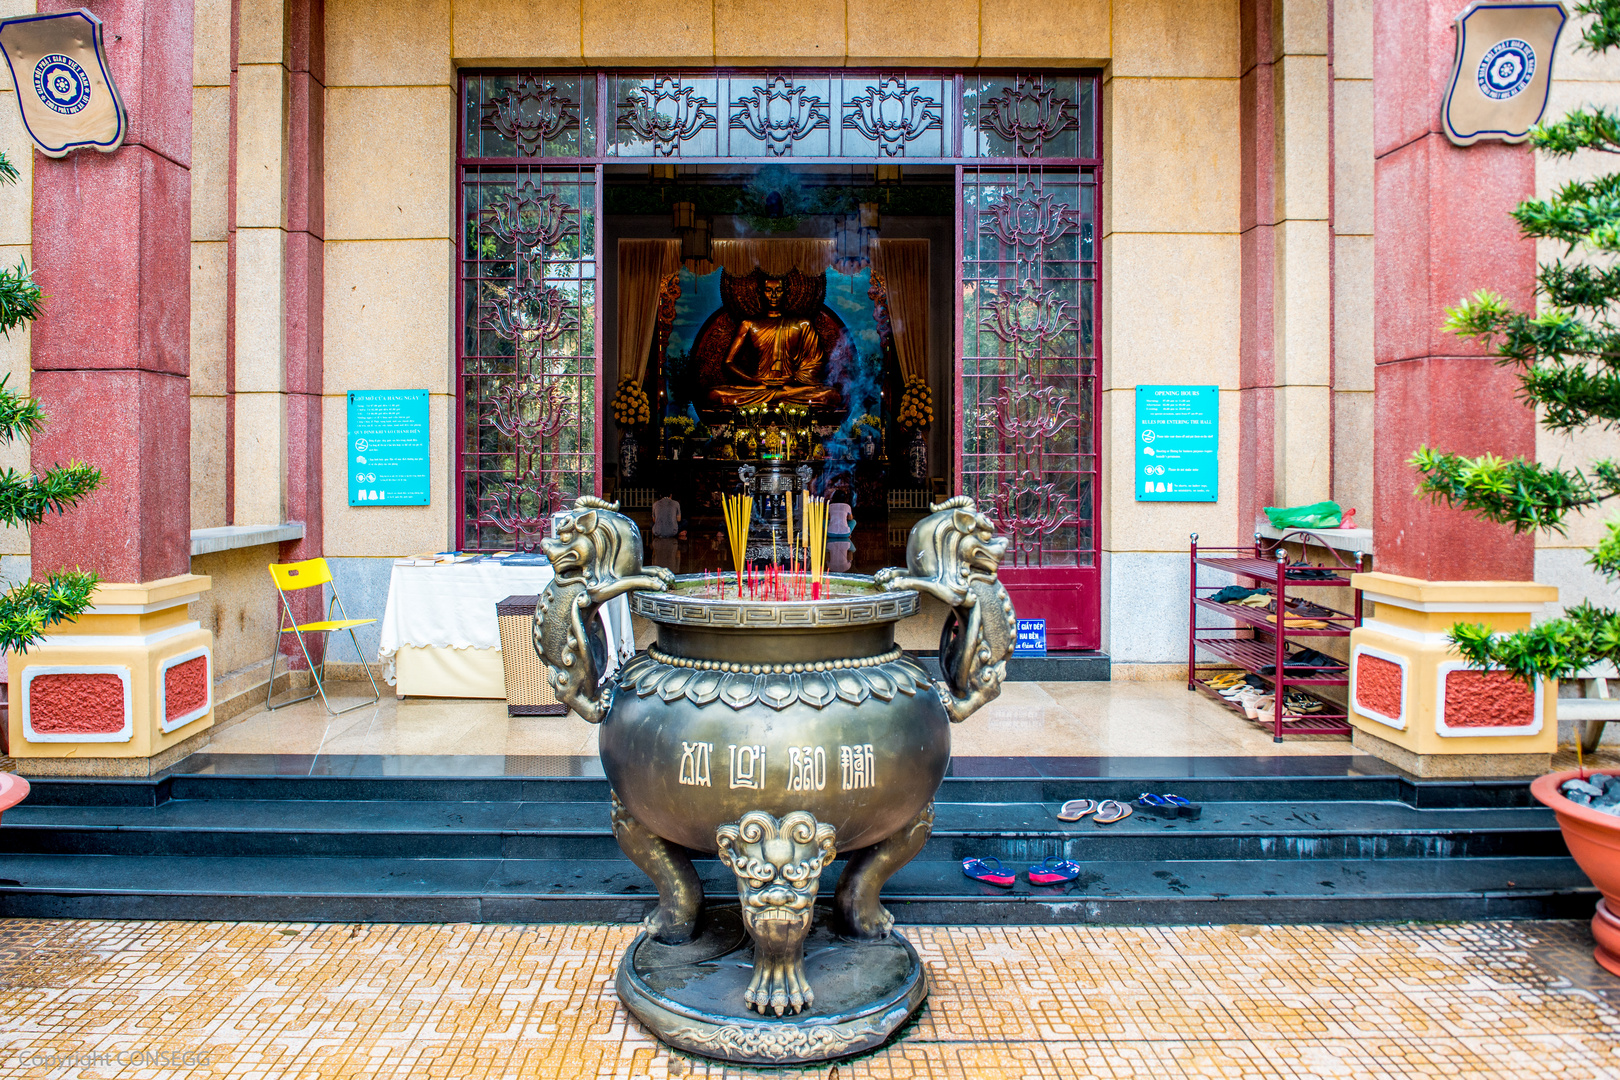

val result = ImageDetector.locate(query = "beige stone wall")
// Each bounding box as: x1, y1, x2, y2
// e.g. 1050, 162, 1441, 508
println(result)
188, 544, 286, 720
1332, 0, 1374, 521
0, 1, 34, 559
193, 0, 231, 531
449, 0, 1110, 66
324, 0, 456, 559
1101, 0, 1243, 556
1534, 9, 1620, 616
1273, 0, 1332, 509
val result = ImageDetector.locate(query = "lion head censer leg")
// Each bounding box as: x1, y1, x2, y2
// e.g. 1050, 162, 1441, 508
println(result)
716, 810, 838, 1016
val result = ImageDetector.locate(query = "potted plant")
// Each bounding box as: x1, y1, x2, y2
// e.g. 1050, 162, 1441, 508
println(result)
611, 376, 650, 479
1532, 771, 1620, 974
1408, 3, 1620, 973
896, 377, 934, 482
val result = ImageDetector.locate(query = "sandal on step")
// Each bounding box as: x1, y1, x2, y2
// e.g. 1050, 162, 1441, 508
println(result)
1056, 799, 1097, 822
1161, 794, 1203, 820
1094, 799, 1133, 825
962, 857, 1017, 887
1027, 856, 1083, 886
1136, 793, 1179, 819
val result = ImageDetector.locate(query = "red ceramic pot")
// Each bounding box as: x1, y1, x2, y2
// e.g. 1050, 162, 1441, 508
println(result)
1532, 769, 1620, 977
0, 771, 28, 823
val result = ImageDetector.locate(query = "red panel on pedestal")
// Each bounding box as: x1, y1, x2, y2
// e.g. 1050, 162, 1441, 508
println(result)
29, 673, 126, 734
163, 656, 209, 722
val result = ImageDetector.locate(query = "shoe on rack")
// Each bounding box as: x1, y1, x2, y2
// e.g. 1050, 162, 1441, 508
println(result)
1283, 689, 1324, 714
1242, 694, 1275, 720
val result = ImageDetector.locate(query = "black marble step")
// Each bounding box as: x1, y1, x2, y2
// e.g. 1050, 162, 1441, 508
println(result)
0, 798, 1566, 862
15, 757, 1546, 810
0, 853, 1591, 924
0, 755, 1592, 924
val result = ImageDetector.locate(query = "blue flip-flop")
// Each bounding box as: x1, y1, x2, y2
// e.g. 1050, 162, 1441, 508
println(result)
1136, 792, 1178, 819
1162, 794, 1203, 819
1027, 856, 1082, 886
962, 857, 1017, 887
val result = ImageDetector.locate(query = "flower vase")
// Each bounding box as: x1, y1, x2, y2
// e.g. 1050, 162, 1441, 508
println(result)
906, 429, 929, 483
619, 431, 641, 481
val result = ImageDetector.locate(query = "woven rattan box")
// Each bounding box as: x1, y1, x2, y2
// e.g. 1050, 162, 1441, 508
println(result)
496, 594, 565, 716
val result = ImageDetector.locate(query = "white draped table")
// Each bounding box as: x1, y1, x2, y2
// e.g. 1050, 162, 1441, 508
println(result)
377, 559, 634, 699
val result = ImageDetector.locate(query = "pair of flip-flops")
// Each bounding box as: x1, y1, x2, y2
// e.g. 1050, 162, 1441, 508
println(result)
1055, 799, 1132, 824
1136, 792, 1202, 819
962, 856, 1082, 887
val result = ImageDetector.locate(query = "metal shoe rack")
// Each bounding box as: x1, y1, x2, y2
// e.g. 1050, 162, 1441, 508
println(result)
1187, 532, 1365, 743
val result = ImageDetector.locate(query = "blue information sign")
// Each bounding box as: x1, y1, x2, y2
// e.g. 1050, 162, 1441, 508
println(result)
347, 390, 430, 506
1014, 618, 1047, 657
1135, 385, 1219, 502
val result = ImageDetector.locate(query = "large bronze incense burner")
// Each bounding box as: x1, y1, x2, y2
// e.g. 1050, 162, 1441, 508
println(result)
534, 494, 1014, 1064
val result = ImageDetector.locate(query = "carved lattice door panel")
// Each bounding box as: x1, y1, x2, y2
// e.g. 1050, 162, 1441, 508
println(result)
960, 164, 1099, 649
459, 74, 602, 550
459, 164, 598, 550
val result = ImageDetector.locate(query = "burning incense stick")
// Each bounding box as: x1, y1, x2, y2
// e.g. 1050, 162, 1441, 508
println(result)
722, 492, 751, 590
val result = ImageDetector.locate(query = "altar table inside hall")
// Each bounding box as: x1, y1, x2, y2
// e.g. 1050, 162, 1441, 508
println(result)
377, 558, 635, 699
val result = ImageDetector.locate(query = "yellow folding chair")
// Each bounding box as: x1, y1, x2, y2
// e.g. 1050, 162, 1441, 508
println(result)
268, 557, 381, 714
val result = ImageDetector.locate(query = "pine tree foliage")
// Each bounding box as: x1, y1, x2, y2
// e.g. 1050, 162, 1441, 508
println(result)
1411, 1, 1620, 680
0, 149, 100, 653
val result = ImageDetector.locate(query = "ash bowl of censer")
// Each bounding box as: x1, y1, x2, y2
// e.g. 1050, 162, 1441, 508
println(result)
533, 494, 1015, 1065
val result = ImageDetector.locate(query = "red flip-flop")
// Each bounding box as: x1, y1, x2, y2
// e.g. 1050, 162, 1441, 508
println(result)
961, 857, 1017, 887
1027, 856, 1082, 886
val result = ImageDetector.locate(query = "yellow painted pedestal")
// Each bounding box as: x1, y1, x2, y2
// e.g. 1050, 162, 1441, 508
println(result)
7, 574, 215, 776
1348, 572, 1557, 777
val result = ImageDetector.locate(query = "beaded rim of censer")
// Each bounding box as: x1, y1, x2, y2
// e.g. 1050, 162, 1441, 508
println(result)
645, 644, 905, 674
629, 573, 920, 628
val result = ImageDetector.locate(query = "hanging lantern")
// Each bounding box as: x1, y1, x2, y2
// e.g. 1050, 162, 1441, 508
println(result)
875, 164, 902, 186
671, 200, 695, 232
681, 215, 712, 263
834, 214, 864, 263
650, 164, 677, 183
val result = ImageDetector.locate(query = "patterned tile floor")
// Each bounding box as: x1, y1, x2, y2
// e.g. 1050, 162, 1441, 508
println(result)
0, 919, 1615, 1078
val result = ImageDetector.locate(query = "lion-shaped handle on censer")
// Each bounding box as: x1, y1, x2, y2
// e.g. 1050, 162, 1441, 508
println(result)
874, 496, 1016, 723
533, 496, 674, 723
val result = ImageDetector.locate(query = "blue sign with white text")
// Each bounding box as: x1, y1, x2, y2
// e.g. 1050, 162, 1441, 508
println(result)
347, 390, 430, 506
1014, 619, 1047, 657
1135, 385, 1219, 502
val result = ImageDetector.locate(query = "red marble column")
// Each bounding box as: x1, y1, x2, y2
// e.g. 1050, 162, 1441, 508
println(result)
1372, 0, 1538, 581
279, 0, 326, 660
1237, 0, 1277, 541
29, 0, 194, 584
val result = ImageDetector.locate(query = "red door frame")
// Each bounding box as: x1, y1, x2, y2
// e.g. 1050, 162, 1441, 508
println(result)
456, 69, 1104, 649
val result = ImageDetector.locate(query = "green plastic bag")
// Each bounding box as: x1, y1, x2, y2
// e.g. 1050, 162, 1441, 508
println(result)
1263, 501, 1343, 529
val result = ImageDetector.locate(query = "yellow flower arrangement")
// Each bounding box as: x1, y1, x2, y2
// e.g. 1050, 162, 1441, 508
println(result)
611, 377, 650, 427
896, 377, 934, 430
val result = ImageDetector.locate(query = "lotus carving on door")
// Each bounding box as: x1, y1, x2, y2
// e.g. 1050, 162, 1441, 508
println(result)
982, 182, 1076, 249
731, 77, 829, 155
981, 277, 1076, 358
980, 78, 1076, 156
483, 75, 579, 156
844, 77, 940, 156
621, 78, 716, 155
476, 278, 579, 345
479, 180, 579, 258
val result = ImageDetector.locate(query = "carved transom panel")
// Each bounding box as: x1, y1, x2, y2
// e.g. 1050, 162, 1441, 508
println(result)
481, 75, 580, 156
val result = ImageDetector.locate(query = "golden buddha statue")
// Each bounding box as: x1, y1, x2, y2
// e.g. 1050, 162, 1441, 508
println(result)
709, 278, 843, 410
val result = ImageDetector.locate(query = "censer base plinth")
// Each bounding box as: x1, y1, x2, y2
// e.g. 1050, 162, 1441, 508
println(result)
614, 906, 926, 1065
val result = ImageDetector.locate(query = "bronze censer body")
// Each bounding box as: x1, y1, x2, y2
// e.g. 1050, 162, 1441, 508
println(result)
534, 495, 1014, 1065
